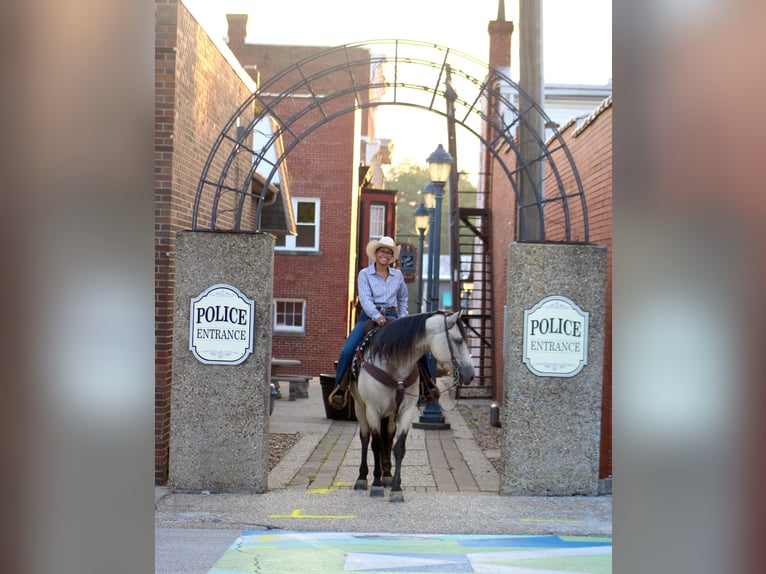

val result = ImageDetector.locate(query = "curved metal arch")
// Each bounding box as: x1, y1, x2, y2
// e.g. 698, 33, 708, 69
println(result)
193, 39, 589, 243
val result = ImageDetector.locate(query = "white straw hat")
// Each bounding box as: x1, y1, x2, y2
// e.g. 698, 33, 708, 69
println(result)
365, 236, 400, 261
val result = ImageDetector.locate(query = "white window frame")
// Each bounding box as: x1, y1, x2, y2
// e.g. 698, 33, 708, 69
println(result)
275, 197, 320, 252
273, 298, 306, 334
368, 204, 386, 241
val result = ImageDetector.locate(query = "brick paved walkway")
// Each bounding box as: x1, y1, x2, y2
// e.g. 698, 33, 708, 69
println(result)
285, 408, 498, 494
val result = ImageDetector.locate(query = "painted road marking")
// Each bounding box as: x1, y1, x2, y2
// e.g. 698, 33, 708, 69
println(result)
210, 532, 613, 574
268, 509, 357, 519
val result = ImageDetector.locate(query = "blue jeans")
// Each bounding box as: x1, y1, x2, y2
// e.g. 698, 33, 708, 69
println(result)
335, 310, 397, 384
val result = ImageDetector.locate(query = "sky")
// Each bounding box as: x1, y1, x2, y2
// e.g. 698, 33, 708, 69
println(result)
183, 0, 612, 180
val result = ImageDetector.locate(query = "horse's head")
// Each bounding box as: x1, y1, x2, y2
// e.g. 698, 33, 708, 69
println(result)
427, 311, 475, 385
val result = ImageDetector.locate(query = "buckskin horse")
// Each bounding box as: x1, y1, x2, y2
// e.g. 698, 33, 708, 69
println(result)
350, 310, 474, 502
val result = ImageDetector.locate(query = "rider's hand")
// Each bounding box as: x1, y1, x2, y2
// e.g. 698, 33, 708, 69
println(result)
376, 316, 386, 326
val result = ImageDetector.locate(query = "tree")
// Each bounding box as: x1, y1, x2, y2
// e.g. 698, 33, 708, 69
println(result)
385, 162, 477, 311
384, 162, 430, 245
385, 162, 476, 251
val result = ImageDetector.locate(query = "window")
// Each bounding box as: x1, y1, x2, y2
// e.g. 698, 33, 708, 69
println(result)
275, 198, 320, 251
368, 204, 386, 241
273, 299, 306, 334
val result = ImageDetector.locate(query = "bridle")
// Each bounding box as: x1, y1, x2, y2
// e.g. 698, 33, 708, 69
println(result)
440, 312, 465, 386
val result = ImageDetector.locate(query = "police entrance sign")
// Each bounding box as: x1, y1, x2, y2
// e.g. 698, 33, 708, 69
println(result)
189, 284, 255, 365
523, 295, 588, 377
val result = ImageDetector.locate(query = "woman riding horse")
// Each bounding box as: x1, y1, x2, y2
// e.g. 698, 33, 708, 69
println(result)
331, 236, 437, 408
352, 310, 474, 502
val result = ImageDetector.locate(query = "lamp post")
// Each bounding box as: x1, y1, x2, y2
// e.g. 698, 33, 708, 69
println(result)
421, 182, 436, 311
413, 144, 454, 430
425, 144, 453, 312
413, 202, 429, 313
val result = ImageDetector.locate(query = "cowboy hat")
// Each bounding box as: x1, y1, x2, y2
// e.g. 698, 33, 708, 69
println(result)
366, 236, 400, 261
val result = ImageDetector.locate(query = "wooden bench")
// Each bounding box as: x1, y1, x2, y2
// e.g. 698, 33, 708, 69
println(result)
270, 375, 311, 401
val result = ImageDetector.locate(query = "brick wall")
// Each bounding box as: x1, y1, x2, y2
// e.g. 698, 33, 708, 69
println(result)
154, 0, 258, 485
566, 104, 613, 479
226, 33, 369, 380
489, 102, 613, 478
266, 98, 359, 377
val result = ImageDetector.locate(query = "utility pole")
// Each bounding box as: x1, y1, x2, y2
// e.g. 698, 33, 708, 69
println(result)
518, 0, 544, 241
445, 65, 461, 311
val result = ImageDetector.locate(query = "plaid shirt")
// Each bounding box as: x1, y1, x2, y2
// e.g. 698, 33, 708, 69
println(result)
357, 262, 409, 320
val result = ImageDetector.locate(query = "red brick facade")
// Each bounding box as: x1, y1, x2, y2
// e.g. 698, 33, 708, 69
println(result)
225, 31, 371, 380
483, 5, 612, 480
488, 103, 614, 478
566, 105, 613, 479
155, 2, 370, 484
154, 0, 259, 485
264, 99, 360, 377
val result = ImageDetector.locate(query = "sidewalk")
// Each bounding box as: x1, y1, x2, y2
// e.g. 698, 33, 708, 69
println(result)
269, 377, 500, 494
155, 377, 612, 573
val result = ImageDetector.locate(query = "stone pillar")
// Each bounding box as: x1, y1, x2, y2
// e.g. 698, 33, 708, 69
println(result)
501, 242, 606, 495
169, 231, 274, 493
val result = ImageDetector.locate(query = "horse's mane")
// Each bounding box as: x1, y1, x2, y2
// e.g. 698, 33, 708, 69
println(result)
367, 312, 437, 362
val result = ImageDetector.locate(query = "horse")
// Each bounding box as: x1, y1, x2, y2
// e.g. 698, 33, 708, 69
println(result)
349, 310, 474, 502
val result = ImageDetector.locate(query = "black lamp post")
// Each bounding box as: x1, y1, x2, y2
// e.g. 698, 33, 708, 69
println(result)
413, 144, 454, 430
425, 144, 453, 312
421, 181, 436, 311
413, 202, 429, 313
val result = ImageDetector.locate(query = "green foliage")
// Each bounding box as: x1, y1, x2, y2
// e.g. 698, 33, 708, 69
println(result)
384, 162, 477, 253
385, 163, 430, 244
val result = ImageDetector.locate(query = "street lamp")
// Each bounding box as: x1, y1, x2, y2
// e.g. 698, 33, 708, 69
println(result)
421, 181, 436, 311
425, 144, 453, 313
427, 143, 454, 183
413, 202, 429, 313
413, 144, 453, 430
422, 181, 436, 209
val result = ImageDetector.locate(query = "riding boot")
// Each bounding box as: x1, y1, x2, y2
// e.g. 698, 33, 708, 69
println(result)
328, 368, 350, 410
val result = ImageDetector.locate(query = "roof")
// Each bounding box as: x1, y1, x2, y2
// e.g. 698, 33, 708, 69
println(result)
545, 95, 613, 145
572, 95, 613, 137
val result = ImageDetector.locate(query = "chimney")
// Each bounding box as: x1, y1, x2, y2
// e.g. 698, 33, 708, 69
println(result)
488, 0, 514, 69
226, 14, 248, 50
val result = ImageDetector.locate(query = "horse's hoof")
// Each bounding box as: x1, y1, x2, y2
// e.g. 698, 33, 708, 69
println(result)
389, 491, 405, 503
353, 479, 368, 491
382, 476, 393, 487
370, 485, 385, 498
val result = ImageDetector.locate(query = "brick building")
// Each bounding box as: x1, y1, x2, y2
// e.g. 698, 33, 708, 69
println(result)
154, 1, 385, 484
484, 6, 613, 479
155, 0, 263, 484
155, 0, 613, 484
223, 14, 392, 380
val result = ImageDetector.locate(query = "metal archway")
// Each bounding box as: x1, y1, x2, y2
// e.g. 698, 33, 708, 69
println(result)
192, 39, 588, 243
193, 39, 591, 395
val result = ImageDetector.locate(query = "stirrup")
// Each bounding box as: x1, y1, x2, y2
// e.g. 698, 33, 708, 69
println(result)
327, 386, 348, 410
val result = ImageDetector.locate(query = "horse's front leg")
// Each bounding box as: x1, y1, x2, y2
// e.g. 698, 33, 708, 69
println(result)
389, 402, 418, 502
381, 416, 395, 487
389, 430, 408, 502
369, 426, 386, 498
354, 425, 370, 491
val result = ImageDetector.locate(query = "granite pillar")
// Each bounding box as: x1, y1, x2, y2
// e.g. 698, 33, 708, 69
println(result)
501, 242, 606, 495
169, 231, 274, 493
